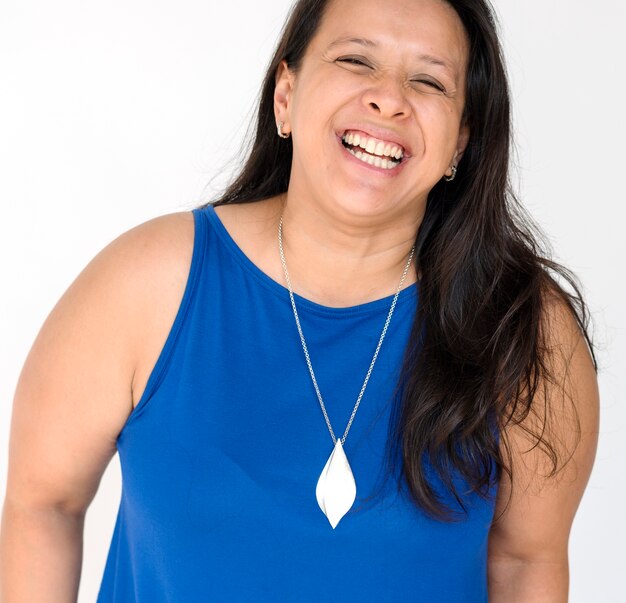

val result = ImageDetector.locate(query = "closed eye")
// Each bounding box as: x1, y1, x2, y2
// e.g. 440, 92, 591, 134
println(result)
412, 78, 446, 93
336, 56, 371, 68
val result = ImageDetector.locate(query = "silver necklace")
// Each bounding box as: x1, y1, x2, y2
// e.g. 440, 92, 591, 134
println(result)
278, 215, 416, 529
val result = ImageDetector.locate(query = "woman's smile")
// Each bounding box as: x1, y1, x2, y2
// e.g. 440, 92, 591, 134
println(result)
334, 125, 411, 176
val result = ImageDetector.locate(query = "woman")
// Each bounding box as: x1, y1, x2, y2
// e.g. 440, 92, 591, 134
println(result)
0, 0, 599, 600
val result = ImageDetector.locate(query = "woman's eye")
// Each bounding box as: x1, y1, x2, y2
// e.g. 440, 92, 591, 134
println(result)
336, 57, 370, 67
412, 79, 446, 94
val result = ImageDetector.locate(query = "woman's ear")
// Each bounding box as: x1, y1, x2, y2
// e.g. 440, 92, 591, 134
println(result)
455, 123, 470, 165
274, 59, 295, 132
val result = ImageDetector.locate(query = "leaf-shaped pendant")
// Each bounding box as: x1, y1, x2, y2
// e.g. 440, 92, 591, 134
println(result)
315, 439, 357, 529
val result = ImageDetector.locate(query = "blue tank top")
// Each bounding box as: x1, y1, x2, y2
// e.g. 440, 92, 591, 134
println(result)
97, 204, 498, 602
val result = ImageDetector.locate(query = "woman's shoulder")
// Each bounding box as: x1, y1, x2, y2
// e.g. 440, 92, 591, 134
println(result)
48, 209, 197, 340
111, 210, 195, 275
88, 209, 196, 350
100, 210, 197, 407
34, 209, 197, 412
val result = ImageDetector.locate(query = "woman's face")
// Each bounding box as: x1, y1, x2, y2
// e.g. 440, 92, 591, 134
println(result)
275, 0, 470, 222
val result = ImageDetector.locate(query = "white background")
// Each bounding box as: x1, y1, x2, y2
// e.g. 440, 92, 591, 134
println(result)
1, 1, 624, 600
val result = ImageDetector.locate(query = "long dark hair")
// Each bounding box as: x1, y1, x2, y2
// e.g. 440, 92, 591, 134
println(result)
205, 0, 597, 521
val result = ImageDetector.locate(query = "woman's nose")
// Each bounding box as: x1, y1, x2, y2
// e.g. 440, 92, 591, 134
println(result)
362, 75, 410, 119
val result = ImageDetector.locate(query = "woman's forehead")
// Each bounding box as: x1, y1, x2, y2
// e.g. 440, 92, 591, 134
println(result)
313, 0, 468, 68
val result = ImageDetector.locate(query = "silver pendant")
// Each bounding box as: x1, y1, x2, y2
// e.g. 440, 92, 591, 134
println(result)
315, 439, 357, 529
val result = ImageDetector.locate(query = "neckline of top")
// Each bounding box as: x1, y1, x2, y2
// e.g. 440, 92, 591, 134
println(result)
201, 203, 419, 317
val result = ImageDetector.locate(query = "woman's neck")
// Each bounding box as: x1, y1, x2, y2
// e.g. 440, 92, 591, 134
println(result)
274, 193, 422, 308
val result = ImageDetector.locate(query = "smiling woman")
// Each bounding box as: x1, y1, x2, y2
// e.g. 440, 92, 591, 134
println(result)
0, 0, 599, 602
271, 0, 471, 227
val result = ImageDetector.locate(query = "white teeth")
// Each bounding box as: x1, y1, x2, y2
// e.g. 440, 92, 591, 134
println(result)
345, 146, 400, 170
342, 132, 405, 159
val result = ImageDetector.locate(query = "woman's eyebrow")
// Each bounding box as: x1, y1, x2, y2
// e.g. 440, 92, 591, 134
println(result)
326, 36, 454, 71
326, 36, 378, 51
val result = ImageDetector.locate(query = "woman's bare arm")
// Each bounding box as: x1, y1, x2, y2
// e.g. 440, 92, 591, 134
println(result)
488, 294, 600, 602
0, 211, 194, 602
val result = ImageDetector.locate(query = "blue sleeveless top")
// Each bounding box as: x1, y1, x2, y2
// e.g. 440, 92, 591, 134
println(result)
97, 204, 498, 602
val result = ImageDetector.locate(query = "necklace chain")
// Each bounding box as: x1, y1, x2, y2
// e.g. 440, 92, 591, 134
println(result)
278, 215, 416, 445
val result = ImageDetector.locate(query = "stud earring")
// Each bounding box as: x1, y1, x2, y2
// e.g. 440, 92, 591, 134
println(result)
443, 165, 457, 182
277, 121, 290, 139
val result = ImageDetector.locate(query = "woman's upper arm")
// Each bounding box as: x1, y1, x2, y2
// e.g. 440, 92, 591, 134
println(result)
488, 294, 600, 563
5, 211, 194, 516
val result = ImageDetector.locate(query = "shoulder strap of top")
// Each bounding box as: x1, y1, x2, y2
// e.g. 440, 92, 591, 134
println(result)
119, 208, 208, 431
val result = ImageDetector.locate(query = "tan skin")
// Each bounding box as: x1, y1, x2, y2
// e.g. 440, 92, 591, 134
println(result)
0, 0, 598, 601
